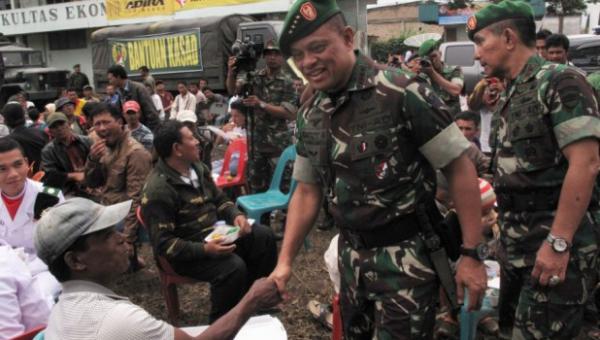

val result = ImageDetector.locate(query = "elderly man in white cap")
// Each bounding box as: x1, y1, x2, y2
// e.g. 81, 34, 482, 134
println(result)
35, 197, 281, 340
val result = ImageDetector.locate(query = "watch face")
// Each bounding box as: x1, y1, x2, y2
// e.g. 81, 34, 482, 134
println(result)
554, 238, 569, 252
477, 244, 490, 260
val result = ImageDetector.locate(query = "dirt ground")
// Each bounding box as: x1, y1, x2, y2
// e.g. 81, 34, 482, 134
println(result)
110, 225, 336, 340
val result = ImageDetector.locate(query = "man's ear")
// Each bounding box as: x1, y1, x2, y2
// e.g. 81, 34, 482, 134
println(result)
342, 26, 355, 47
503, 28, 518, 51
172, 143, 181, 158
64, 250, 87, 272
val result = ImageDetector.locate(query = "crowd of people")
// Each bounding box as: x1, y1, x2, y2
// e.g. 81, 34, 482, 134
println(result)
2, 0, 600, 339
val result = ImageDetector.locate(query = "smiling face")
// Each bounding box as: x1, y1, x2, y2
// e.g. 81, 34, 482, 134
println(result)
546, 46, 568, 64
0, 148, 28, 197
290, 18, 356, 92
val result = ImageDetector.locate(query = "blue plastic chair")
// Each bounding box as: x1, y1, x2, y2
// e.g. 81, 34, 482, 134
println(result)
459, 288, 497, 340
236, 145, 297, 222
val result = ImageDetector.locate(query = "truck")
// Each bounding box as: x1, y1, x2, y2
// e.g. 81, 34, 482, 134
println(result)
90, 15, 283, 92
0, 38, 69, 106
439, 41, 483, 94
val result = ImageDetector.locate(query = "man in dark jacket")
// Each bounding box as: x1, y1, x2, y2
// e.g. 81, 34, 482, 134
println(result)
3, 103, 48, 173
142, 120, 277, 322
41, 112, 93, 198
67, 64, 90, 97
107, 64, 160, 131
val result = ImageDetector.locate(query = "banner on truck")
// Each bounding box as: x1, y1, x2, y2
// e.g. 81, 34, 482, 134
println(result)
108, 30, 203, 74
106, 0, 270, 20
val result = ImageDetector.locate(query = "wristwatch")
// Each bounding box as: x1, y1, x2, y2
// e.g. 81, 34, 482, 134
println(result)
546, 233, 571, 253
460, 243, 489, 262
259, 101, 267, 109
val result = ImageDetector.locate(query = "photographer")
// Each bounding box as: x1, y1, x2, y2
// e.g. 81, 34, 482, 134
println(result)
418, 39, 464, 116
226, 40, 298, 193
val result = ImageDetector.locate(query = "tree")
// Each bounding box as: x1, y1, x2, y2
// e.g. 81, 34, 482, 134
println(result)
546, 0, 591, 33
369, 33, 417, 64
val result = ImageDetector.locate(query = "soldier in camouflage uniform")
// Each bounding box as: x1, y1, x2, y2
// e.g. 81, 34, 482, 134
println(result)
226, 41, 298, 193
418, 39, 464, 116
141, 120, 277, 322
269, 0, 488, 338
468, 1, 600, 339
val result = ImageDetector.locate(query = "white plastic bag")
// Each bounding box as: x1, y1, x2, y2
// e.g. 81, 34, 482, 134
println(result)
324, 234, 341, 293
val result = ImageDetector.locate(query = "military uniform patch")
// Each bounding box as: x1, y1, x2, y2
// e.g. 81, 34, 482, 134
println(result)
300, 2, 317, 21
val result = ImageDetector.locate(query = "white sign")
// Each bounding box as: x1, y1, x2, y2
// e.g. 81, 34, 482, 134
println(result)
0, 0, 108, 36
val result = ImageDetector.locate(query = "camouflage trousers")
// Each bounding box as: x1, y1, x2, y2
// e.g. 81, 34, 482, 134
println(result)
497, 210, 600, 339
338, 232, 438, 340
248, 151, 279, 194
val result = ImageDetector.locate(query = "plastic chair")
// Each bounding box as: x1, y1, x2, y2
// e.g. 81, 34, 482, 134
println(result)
136, 207, 200, 325
215, 138, 248, 194
10, 325, 45, 340
236, 145, 297, 222
459, 289, 496, 340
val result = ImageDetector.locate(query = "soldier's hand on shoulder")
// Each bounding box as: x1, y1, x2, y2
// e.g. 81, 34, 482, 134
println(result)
204, 239, 236, 256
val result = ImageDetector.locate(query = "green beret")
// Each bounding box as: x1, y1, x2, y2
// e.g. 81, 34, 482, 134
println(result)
467, 0, 534, 41
418, 39, 439, 57
587, 72, 600, 91
279, 0, 342, 56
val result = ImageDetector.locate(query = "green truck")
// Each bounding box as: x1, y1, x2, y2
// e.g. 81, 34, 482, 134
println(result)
91, 14, 283, 92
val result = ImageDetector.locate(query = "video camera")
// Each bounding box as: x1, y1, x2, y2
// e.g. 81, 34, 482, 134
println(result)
420, 58, 432, 68
231, 36, 263, 73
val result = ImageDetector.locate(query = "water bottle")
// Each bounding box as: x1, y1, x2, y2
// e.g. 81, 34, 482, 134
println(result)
230, 152, 240, 177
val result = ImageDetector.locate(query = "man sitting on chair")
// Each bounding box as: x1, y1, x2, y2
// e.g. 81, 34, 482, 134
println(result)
35, 198, 282, 340
141, 120, 277, 322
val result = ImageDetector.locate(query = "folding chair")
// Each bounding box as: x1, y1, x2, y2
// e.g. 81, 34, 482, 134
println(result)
10, 325, 45, 340
136, 207, 199, 325
236, 145, 297, 221
215, 138, 248, 195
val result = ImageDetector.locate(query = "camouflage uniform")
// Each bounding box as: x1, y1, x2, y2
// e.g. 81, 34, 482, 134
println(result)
293, 53, 471, 339
490, 55, 600, 339
246, 68, 297, 193
421, 64, 464, 116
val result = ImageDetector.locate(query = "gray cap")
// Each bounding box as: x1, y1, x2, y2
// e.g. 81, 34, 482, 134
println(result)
54, 97, 74, 110
34, 198, 132, 265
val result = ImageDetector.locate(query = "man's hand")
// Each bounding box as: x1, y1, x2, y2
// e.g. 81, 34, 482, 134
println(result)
531, 241, 569, 286
234, 215, 252, 236
227, 56, 237, 74
242, 95, 262, 108
67, 172, 85, 183
245, 278, 282, 310
204, 239, 236, 257
455, 256, 487, 311
268, 263, 292, 300
89, 139, 106, 162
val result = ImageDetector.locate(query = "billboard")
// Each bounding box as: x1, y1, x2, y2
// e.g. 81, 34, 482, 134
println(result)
108, 30, 203, 74
106, 0, 271, 20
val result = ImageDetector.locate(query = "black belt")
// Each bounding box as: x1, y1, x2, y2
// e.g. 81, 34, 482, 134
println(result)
340, 213, 421, 250
497, 190, 599, 212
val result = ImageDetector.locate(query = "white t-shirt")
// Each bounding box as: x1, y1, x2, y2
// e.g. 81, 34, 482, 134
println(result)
44, 280, 174, 340
479, 109, 493, 153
